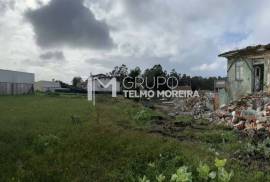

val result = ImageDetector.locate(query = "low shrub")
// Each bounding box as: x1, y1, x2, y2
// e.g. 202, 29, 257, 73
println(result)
138, 158, 233, 182
242, 137, 270, 159
70, 115, 82, 124
46, 92, 60, 97
33, 134, 60, 153
133, 109, 153, 123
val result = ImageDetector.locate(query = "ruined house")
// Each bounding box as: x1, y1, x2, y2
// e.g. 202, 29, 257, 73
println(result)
219, 44, 270, 101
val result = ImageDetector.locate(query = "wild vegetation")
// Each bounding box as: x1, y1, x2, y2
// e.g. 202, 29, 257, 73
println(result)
68, 64, 226, 92
0, 94, 270, 181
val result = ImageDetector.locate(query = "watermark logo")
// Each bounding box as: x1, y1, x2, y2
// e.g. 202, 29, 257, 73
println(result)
88, 76, 118, 106
88, 75, 199, 105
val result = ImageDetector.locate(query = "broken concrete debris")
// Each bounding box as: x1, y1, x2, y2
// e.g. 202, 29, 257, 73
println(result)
211, 93, 270, 137
170, 91, 214, 119
155, 91, 270, 137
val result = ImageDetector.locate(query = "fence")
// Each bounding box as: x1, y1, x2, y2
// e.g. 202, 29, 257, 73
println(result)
0, 82, 34, 95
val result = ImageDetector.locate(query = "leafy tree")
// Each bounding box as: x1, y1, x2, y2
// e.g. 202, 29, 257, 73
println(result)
72, 77, 83, 88
168, 69, 180, 88
143, 64, 167, 90
110, 64, 128, 78
129, 66, 141, 78
123, 66, 142, 90
110, 64, 129, 89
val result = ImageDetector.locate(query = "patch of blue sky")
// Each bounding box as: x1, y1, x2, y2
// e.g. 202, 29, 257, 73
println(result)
222, 32, 249, 43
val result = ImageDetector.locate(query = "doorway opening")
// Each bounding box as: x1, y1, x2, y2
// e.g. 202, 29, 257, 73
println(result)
253, 64, 264, 92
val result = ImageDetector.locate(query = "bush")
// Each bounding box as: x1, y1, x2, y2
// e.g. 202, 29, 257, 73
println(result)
46, 92, 60, 97
197, 162, 210, 181
71, 115, 82, 124
243, 137, 270, 159
138, 175, 150, 182
133, 109, 153, 122
171, 166, 192, 182
33, 134, 60, 153
138, 158, 233, 182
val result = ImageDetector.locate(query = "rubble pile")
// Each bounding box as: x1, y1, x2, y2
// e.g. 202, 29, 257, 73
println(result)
173, 97, 200, 112
172, 92, 214, 118
211, 93, 270, 137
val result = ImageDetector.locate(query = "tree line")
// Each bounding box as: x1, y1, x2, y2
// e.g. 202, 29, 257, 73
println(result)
61, 64, 225, 92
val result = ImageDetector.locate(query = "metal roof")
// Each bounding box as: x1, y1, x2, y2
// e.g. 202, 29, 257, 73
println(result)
0, 69, 34, 84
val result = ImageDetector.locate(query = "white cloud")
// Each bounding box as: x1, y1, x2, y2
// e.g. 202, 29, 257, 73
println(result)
192, 61, 226, 72
0, 0, 270, 82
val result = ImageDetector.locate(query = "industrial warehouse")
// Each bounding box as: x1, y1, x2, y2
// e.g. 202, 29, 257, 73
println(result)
0, 69, 34, 95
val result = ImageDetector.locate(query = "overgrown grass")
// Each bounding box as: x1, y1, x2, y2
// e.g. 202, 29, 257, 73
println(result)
0, 94, 269, 181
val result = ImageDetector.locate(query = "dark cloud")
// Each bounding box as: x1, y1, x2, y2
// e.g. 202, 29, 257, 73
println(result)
23, 53, 65, 67
25, 0, 114, 49
122, 0, 157, 22
0, 0, 15, 14
0, 2, 6, 12
40, 51, 65, 60
22, 59, 46, 67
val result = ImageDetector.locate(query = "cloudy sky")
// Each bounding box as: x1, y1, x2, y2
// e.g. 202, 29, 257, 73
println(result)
0, 0, 270, 82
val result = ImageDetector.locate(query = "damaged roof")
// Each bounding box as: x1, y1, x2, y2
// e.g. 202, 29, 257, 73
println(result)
219, 43, 270, 58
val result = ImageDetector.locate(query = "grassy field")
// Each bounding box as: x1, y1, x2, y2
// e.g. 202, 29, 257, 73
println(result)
0, 94, 269, 181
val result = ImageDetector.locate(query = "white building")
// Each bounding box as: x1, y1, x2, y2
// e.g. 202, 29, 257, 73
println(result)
34, 80, 61, 92
0, 69, 34, 95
